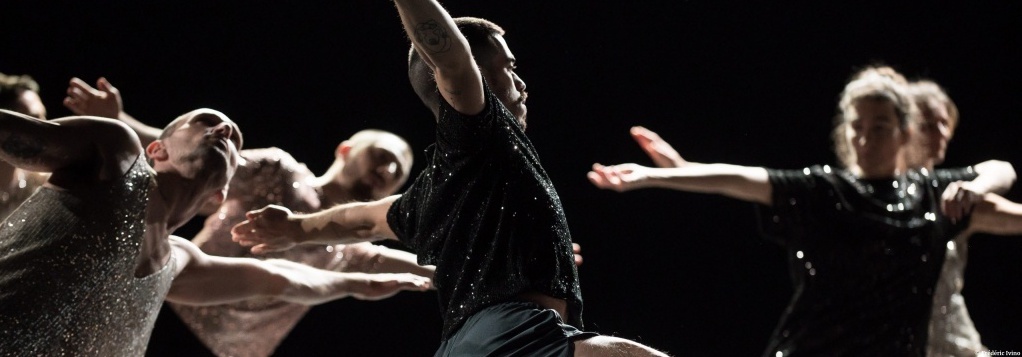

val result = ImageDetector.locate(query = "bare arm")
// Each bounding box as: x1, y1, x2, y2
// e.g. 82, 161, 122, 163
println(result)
591, 126, 772, 204
232, 195, 400, 254
965, 194, 1022, 236
942, 160, 1017, 221
0, 109, 139, 179
971, 160, 1016, 194
63, 77, 161, 146
167, 236, 430, 306
588, 163, 771, 205
336, 243, 435, 278
394, 0, 484, 116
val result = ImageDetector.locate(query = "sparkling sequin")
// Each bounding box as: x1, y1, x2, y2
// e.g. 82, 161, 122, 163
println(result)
0, 156, 174, 355
758, 165, 977, 355
387, 83, 582, 339
927, 234, 988, 355
169, 148, 382, 357
0, 169, 48, 222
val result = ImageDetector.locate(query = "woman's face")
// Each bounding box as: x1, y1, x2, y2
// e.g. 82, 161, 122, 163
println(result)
917, 97, 952, 165
846, 98, 907, 177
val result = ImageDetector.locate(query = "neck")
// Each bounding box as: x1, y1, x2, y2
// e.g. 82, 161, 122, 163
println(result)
310, 160, 353, 206
146, 171, 209, 233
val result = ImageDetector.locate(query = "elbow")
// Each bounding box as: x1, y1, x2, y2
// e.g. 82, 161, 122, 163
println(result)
978, 160, 1016, 192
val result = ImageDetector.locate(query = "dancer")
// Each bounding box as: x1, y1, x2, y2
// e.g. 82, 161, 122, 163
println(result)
0, 72, 49, 220
588, 68, 1002, 356
63, 76, 435, 357
0, 108, 429, 356
233, 1, 667, 355
909, 80, 1001, 357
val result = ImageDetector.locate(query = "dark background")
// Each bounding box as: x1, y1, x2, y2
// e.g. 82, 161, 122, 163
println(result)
3, 1, 1021, 355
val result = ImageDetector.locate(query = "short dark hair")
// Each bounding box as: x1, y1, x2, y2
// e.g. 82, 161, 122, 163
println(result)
407, 17, 505, 118
0, 72, 41, 110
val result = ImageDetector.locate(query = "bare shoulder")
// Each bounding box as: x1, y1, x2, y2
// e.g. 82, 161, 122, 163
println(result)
43, 117, 144, 185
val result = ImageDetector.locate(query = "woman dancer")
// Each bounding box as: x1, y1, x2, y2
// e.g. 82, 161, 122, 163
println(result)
589, 67, 1009, 356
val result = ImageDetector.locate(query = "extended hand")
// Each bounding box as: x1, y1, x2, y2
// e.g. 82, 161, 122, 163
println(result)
631, 126, 687, 168
942, 180, 983, 223
63, 77, 123, 119
349, 273, 432, 301
232, 205, 303, 254
587, 163, 651, 192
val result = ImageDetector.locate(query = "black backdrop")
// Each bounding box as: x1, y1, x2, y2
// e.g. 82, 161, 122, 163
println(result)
3, 1, 1021, 355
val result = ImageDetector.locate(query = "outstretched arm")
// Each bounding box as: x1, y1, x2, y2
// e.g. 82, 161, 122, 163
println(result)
589, 163, 771, 205
167, 236, 430, 306
965, 194, 1022, 236
335, 242, 435, 278
590, 127, 771, 204
394, 0, 484, 116
232, 195, 400, 254
942, 160, 1017, 221
63, 77, 161, 146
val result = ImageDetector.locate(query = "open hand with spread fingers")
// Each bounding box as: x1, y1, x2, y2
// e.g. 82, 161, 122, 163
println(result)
63, 77, 122, 119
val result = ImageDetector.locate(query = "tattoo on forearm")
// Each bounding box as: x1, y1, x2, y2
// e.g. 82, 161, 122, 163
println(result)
414, 19, 451, 53
1, 134, 45, 160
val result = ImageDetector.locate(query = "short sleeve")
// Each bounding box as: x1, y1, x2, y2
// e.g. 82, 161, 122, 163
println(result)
435, 80, 505, 155
386, 193, 414, 244
933, 166, 978, 189
756, 167, 824, 245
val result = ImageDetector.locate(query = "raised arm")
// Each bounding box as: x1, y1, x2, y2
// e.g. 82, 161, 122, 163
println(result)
942, 160, 1017, 221
0, 109, 139, 181
964, 193, 1022, 236
394, 0, 484, 116
167, 236, 430, 306
232, 195, 400, 254
63, 77, 161, 145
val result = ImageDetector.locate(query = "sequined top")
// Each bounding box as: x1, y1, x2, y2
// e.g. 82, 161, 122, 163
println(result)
0, 168, 48, 221
927, 233, 987, 356
387, 82, 583, 339
170, 148, 385, 357
757, 165, 976, 357
0, 155, 175, 357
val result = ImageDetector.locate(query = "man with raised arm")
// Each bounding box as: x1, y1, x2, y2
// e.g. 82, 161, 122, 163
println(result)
232, 1, 667, 356
0, 108, 429, 356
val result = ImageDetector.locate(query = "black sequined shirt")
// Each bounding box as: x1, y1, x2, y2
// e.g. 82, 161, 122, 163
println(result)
387, 83, 583, 339
757, 165, 977, 357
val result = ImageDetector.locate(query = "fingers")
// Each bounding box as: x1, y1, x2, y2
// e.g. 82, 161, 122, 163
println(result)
397, 275, 432, 291
588, 163, 632, 191
64, 78, 101, 115
630, 126, 655, 147
68, 77, 99, 95
97, 77, 117, 93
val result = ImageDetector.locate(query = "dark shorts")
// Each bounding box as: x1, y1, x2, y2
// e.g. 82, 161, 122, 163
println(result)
435, 302, 598, 357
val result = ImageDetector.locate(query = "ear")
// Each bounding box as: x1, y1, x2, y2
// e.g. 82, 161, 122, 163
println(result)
146, 140, 169, 162
336, 141, 353, 160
